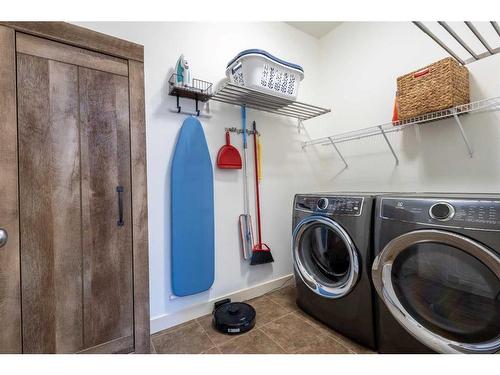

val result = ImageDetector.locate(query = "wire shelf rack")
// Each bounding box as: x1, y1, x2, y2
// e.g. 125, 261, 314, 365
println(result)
211, 81, 331, 121
168, 74, 213, 101
168, 74, 213, 117
302, 96, 500, 167
414, 21, 500, 65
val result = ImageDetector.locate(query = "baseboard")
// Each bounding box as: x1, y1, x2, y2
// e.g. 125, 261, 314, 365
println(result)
150, 274, 294, 334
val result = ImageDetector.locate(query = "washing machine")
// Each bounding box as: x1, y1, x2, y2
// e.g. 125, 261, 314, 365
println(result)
292, 193, 376, 350
372, 194, 500, 354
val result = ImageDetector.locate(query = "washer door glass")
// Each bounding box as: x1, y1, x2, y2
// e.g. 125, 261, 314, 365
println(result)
293, 216, 359, 299
372, 229, 500, 353
392, 243, 500, 344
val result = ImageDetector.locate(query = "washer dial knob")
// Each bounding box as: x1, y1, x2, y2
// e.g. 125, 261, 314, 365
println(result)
317, 198, 329, 210
429, 202, 455, 221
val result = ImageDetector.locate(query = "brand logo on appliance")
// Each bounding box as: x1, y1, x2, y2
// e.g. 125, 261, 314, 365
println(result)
396, 201, 404, 208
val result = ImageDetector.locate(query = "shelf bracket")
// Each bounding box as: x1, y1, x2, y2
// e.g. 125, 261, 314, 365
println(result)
452, 110, 473, 158
194, 95, 201, 117
176, 94, 181, 113
297, 119, 304, 134
328, 137, 348, 168
378, 125, 399, 165
169, 94, 211, 118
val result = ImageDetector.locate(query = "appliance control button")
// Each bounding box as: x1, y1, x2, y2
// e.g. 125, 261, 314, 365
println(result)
317, 198, 329, 210
429, 202, 455, 221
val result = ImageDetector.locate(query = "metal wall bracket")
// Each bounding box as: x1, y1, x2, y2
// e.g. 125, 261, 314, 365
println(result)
328, 137, 348, 168
225, 127, 258, 135
378, 125, 399, 165
168, 74, 212, 117
298, 119, 304, 134
452, 110, 473, 157
169, 94, 212, 118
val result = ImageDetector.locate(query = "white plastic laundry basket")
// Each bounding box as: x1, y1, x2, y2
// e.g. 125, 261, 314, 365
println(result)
225, 49, 305, 101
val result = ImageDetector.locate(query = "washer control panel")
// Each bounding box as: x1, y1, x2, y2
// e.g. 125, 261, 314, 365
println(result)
295, 195, 364, 216
381, 197, 500, 230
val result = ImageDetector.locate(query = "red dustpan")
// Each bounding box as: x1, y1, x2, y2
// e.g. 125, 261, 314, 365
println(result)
217, 131, 242, 169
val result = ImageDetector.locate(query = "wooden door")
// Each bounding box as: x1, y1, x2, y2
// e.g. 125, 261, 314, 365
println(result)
0, 25, 22, 354
17, 52, 83, 354
79, 67, 134, 353
16, 33, 134, 353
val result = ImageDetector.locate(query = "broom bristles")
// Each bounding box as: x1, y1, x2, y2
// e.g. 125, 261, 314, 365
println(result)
250, 249, 274, 265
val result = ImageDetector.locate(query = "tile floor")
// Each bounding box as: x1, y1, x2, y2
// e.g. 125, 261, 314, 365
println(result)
150, 285, 375, 354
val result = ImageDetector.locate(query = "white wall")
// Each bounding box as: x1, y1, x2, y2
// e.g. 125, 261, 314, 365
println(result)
74, 21, 500, 332
74, 22, 325, 331
307, 22, 500, 193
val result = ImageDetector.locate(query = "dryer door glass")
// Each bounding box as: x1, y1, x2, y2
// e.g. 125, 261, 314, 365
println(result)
392, 243, 500, 344
372, 229, 500, 353
303, 224, 350, 284
293, 216, 360, 299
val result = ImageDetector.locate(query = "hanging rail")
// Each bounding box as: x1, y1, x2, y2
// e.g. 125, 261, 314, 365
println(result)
302, 96, 500, 166
225, 126, 259, 135
414, 21, 500, 65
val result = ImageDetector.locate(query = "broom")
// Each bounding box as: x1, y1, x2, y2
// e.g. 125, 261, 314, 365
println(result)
250, 121, 274, 265
239, 106, 254, 260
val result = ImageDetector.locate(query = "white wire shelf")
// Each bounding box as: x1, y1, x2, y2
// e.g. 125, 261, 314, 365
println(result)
302, 96, 500, 167
211, 81, 331, 121
414, 21, 500, 65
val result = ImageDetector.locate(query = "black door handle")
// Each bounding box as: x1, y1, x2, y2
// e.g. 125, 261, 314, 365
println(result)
116, 186, 124, 226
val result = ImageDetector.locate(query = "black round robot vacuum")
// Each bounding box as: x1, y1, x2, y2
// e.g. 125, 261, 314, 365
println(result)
213, 299, 256, 334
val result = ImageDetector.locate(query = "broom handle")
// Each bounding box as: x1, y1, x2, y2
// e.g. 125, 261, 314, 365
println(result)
242, 106, 249, 216
252, 121, 262, 244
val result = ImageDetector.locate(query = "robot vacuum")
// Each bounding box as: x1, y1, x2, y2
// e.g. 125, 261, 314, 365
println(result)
212, 299, 256, 334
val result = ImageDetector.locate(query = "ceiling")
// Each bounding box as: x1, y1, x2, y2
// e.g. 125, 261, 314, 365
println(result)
286, 22, 342, 39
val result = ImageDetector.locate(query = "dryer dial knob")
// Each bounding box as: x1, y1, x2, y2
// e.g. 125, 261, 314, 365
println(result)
317, 198, 329, 210
429, 202, 455, 221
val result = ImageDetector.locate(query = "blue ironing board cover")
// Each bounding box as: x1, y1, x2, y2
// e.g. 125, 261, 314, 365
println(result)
171, 116, 215, 296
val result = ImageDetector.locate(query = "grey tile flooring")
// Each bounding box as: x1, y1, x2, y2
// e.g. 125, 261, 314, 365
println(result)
150, 285, 374, 354
196, 313, 238, 347
152, 321, 214, 354
247, 295, 293, 327
201, 346, 222, 354
218, 329, 286, 354
260, 312, 350, 354
294, 308, 375, 354
266, 286, 299, 311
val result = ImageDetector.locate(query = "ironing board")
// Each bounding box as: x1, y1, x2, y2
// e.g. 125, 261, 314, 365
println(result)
171, 116, 215, 296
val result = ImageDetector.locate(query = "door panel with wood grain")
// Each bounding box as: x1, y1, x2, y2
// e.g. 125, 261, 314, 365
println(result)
12, 29, 139, 354
0, 25, 22, 354
17, 53, 83, 353
79, 67, 134, 351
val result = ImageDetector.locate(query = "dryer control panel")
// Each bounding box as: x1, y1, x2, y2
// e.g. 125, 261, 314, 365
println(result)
295, 195, 364, 216
380, 197, 500, 231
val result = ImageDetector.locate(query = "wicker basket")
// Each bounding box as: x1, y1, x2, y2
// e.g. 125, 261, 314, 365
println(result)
396, 57, 469, 121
